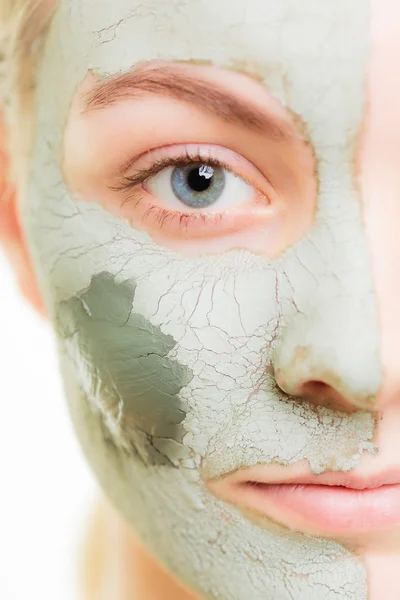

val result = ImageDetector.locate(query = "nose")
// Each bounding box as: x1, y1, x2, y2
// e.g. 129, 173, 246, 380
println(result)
358, 0, 400, 411
273, 296, 382, 412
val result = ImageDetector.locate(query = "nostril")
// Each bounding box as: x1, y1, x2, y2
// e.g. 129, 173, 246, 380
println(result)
300, 380, 332, 399
274, 358, 365, 413
294, 379, 358, 413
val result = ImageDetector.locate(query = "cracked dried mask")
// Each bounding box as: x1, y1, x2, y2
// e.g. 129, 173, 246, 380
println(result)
23, 1, 384, 598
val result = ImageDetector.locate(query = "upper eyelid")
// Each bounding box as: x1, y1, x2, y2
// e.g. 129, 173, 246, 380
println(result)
108, 145, 273, 197
118, 142, 227, 177
111, 156, 231, 191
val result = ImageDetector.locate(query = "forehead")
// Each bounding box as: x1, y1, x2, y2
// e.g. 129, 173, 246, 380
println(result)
47, 0, 369, 122
64, 0, 368, 65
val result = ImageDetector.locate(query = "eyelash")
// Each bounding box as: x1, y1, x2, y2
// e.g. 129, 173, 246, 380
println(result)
109, 147, 268, 237
113, 151, 234, 195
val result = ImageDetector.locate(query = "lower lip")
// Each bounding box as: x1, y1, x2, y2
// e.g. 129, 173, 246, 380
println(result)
238, 482, 400, 533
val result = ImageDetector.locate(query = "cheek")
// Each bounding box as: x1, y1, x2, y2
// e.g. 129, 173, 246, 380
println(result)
52, 237, 377, 481
52, 261, 368, 600
55, 271, 193, 467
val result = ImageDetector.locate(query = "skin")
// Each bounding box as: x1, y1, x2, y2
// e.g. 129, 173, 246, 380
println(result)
3, 0, 400, 597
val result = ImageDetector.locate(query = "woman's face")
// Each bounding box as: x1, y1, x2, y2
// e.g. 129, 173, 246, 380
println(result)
22, 0, 400, 597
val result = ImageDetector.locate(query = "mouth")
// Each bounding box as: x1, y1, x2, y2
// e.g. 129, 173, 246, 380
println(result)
207, 465, 400, 537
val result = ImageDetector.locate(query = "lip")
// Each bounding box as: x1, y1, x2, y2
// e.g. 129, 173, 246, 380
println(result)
207, 466, 400, 536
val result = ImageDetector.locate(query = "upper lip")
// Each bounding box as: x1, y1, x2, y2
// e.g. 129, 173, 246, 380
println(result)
222, 466, 400, 491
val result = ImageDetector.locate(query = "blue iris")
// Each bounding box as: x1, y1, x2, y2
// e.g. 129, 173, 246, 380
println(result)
170, 163, 226, 208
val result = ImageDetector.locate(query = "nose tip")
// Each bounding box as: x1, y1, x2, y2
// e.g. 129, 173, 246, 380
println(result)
275, 351, 376, 413
273, 303, 382, 412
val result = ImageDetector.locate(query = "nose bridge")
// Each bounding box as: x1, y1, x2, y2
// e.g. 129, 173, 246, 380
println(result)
270, 0, 387, 410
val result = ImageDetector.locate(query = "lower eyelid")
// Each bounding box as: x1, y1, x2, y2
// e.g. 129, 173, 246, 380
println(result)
121, 186, 274, 242
129, 205, 264, 240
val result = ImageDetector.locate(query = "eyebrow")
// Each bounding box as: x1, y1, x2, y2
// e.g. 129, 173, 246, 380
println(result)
82, 66, 292, 140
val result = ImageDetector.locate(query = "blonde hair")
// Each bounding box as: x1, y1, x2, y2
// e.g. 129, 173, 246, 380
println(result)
0, 0, 53, 183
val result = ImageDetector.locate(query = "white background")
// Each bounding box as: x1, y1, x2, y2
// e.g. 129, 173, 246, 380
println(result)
0, 252, 97, 600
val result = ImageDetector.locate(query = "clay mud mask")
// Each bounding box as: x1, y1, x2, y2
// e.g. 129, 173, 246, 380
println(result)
22, 0, 383, 598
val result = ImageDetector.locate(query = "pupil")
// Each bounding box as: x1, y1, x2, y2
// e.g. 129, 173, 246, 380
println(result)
187, 166, 213, 193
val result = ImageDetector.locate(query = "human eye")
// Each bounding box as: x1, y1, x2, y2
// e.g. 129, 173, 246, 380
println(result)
110, 144, 275, 240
